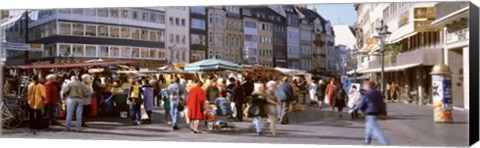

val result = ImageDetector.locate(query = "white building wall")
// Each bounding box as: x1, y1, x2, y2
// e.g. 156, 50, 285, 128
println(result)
166, 7, 190, 63
243, 17, 258, 64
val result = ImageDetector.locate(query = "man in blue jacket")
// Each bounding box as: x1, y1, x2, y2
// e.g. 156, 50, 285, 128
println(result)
277, 77, 295, 124
349, 81, 389, 145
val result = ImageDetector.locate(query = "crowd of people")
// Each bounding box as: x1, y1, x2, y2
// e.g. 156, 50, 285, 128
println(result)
23, 71, 389, 144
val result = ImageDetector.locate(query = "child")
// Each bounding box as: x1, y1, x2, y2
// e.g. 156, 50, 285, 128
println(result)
161, 89, 171, 125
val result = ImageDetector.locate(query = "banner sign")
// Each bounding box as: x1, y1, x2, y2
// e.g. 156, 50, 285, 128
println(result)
366, 38, 378, 52
431, 75, 453, 123
414, 20, 441, 32
1, 42, 44, 52
398, 11, 409, 27
414, 7, 436, 20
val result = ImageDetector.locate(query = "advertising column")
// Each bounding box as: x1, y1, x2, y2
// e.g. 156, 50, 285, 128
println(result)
430, 64, 453, 123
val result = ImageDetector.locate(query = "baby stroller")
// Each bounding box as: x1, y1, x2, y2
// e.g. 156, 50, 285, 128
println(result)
205, 98, 235, 132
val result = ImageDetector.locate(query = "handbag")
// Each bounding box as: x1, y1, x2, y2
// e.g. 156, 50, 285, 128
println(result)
177, 101, 185, 111
324, 95, 329, 105
140, 105, 149, 120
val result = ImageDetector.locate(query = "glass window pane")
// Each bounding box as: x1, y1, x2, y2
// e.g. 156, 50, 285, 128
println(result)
99, 46, 109, 57
181, 19, 185, 26
121, 47, 131, 58
110, 47, 120, 57
157, 14, 165, 24
149, 49, 156, 58
159, 30, 164, 42
85, 9, 96, 16
85, 45, 96, 57
98, 25, 108, 37
110, 26, 120, 38
169, 34, 174, 43
140, 29, 148, 40
175, 35, 180, 43
73, 45, 84, 57
59, 44, 71, 57
72, 23, 84, 35
181, 35, 185, 44
150, 13, 156, 22
191, 18, 205, 30
85, 25, 96, 36
132, 48, 140, 58
158, 51, 165, 59
121, 27, 131, 39
72, 9, 84, 15
191, 7, 205, 15
98, 9, 108, 17
59, 9, 71, 14
142, 12, 149, 22
149, 30, 158, 41
132, 28, 140, 39
60, 23, 71, 35
141, 48, 149, 58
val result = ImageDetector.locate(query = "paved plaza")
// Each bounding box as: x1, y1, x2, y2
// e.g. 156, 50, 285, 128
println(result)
1, 102, 469, 147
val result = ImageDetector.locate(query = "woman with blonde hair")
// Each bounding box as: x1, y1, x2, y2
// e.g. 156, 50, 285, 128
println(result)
265, 81, 280, 135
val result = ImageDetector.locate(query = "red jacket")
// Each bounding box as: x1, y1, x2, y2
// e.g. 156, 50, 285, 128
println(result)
44, 81, 60, 106
186, 85, 206, 120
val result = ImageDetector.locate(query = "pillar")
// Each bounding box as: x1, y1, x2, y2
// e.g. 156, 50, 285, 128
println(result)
463, 46, 469, 110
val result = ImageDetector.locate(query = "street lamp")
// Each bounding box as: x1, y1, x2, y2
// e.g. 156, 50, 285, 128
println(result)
373, 20, 391, 98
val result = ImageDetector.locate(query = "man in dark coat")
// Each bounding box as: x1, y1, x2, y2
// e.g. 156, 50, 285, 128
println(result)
231, 79, 245, 121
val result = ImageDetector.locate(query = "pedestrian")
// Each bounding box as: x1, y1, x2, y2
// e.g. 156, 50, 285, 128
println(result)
248, 83, 267, 135
316, 79, 327, 108
265, 81, 280, 136
27, 75, 46, 132
334, 84, 348, 118
308, 80, 318, 107
151, 77, 161, 107
142, 79, 155, 124
128, 80, 143, 126
81, 74, 94, 127
206, 80, 220, 104
348, 85, 362, 119
231, 78, 246, 121
349, 81, 389, 145
161, 89, 172, 125
44, 74, 61, 126
62, 76, 92, 131
186, 80, 206, 134
276, 77, 295, 125
167, 78, 186, 130
389, 81, 398, 102
325, 78, 338, 110
242, 75, 255, 105
92, 74, 106, 112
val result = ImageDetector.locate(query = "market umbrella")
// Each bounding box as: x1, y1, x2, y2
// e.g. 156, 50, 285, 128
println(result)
158, 65, 186, 74
184, 59, 243, 73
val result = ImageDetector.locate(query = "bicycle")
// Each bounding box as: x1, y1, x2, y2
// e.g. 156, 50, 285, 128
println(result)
1, 95, 26, 129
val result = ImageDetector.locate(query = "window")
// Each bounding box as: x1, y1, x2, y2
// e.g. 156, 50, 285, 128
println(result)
159, 31, 165, 42
175, 18, 180, 26
191, 18, 205, 30
85, 45, 96, 57
121, 47, 131, 58
245, 21, 256, 28
158, 51, 166, 59
209, 13, 213, 23
157, 14, 165, 24
181, 18, 186, 26
107, 26, 119, 38
73, 45, 84, 57
149, 49, 156, 58
98, 9, 108, 17
191, 34, 206, 45
181, 35, 186, 44
85, 9, 96, 16
150, 13, 156, 22
141, 48, 149, 58
72, 9, 84, 15
109, 46, 120, 57
59, 44, 71, 57
72, 23, 84, 35
169, 34, 174, 43
121, 27, 130, 38
132, 48, 140, 58
132, 28, 140, 39
85, 25, 96, 36
99, 46, 109, 57
59, 23, 71, 35
175, 35, 180, 43
110, 8, 119, 18
169, 17, 174, 25
140, 29, 148, 40
59, 9, 71, 14
132, 11, 139, 20
142, 11, 149, 21
149, 30, 158, 41
191, 7, 205, 15
98, 25, 108, 37
122, 9, 129, 18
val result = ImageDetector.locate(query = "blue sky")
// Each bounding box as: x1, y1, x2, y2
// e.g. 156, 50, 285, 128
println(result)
308, 4, 357, 26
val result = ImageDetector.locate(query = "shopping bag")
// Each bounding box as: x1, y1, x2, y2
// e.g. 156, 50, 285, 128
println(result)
140, 105, 149, 120
231, 102, 236, 117
324, 96, 329, 105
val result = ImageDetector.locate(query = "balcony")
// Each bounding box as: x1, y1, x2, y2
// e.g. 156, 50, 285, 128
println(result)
359, 48, 442, 73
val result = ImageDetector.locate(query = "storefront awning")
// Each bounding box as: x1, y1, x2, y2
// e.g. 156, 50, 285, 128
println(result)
388, 23, 417, 44
357, 63, 422, 74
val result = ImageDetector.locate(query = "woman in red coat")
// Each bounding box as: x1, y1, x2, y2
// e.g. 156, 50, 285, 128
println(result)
325, 78, 338, 110
186, 80, 206, 134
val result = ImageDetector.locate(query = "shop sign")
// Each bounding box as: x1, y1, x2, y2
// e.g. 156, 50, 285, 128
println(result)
414, 7, 436, 20
398, 11, 409, 27
1, 42, 44, 52
414, 20, 440, 32
366, 38, 378, 52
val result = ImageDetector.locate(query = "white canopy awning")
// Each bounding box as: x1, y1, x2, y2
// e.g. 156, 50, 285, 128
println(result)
0, 14, 22, 28
357, 63, 422, 74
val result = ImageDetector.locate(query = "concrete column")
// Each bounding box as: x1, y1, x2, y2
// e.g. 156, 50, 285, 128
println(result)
443, 27, 449, 65
463, 46, 469, 110
418, 67, 425, 105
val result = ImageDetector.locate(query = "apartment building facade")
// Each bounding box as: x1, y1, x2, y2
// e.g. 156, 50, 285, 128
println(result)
284, 5, 301, 69
189, 6, 208, 62
225, 6, 243, 64
207, 7, 226, 60
241, 7, 259, 65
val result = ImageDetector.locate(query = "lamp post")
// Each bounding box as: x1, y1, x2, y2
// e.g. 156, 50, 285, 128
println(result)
373, 20, 391, 98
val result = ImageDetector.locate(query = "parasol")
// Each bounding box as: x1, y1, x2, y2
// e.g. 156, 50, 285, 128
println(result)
184, 59, 243, 73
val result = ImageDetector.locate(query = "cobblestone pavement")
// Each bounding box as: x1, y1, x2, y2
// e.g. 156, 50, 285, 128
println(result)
0, 102, 469, 147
